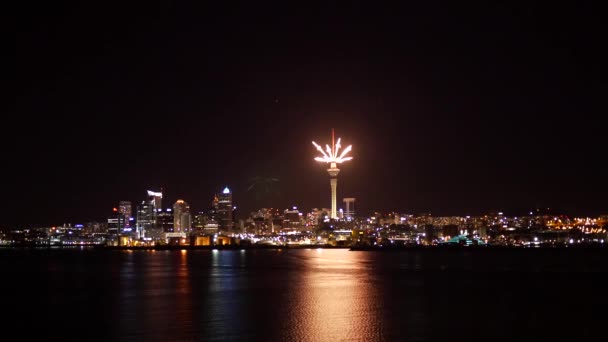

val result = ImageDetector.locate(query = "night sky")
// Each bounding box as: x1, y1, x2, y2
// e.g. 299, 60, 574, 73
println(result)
11, 1, 605, 226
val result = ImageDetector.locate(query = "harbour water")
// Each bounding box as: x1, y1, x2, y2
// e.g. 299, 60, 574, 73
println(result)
1, 247, 607, 341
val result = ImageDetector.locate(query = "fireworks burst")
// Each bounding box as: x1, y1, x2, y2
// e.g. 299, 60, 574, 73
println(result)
312, 129, 353, 164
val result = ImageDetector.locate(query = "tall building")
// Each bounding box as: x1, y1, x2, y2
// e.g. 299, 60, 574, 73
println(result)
108, 207, 122, 236
136, 189, 163, 239
136, 202, 156, 239
147, 190, 162, 213
119, 201, 132, 218
158, 209, 174, 233
343, 198, 356, 220
283, 206, 303, 230
118, 201, 133, 232
197, 205, 219, 234
193, 211, 206, 230
217, 187, 233, 231
180, 212, 192, 233
312, 130, 353, 220
212, 195, 219, 211
173, 200, 191, 233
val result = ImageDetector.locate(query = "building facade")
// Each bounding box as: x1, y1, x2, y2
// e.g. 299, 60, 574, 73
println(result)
217, 187, 233, 231
173, 200, 191, 233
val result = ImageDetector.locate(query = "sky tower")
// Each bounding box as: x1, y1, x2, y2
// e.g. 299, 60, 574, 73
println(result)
312, 129, 353, 219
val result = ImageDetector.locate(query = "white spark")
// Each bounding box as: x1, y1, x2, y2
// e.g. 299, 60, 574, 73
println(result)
312, 132, 353, 164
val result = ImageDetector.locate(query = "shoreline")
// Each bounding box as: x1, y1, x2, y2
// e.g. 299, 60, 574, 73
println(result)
1, 244, 607, 251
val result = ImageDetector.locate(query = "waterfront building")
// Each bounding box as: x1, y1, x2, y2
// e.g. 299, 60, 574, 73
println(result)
136, 189, 163, 239
118, 201, 133, 235
173, 200, 190, 233
343, 198, 356, 220
158, 209, 174, 233
147, 190, 162, 212
283, 207, 303, 230
217, 187, 233, 232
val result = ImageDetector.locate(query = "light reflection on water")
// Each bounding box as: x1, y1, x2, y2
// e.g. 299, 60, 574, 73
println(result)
3, 248, 608, 341
118, 250, 196, 340
284, 249, 384, 341
115, 249, 389, 341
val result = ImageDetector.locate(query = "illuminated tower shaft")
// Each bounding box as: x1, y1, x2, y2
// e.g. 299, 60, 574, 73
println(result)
327, 162, 340, 219
312, 129, 352, 220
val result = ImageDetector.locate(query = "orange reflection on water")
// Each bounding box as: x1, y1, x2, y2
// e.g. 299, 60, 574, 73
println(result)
174, 250, 193, 333
287, 249, 383, 341
133, 250, 193, 338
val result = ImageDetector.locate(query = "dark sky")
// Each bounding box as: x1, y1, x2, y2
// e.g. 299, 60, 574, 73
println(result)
10, 1, 606, 226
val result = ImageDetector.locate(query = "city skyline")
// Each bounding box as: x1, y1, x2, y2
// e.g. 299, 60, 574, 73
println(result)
10, 2, 605, 226
4, 183, 604, 229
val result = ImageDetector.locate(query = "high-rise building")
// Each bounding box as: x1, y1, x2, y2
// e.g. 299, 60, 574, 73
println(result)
108, 207, 122, 236
158, 209, 174, 233
136, 202, 156, 239
136, 189, 163, 239
119, 201, 132, 218
343, 198, 356, 220
180, 212, 192, 233
173, 200, 191, 233
212, 195, 219, 210
217, 187, 233, 231
196, 205, 219, 234
193, 211, 206, 230
283, 206, 303, 230
147, 190, 162, 213
118, 201, 133, 233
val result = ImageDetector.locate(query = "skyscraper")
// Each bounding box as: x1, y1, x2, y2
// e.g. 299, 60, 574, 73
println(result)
118, 201, 132, 233
173, 199, 191, 233
343, 198, 356, 220
137, 189, 163, 239
283, 206, 303, 231
136, 202, 155, 239
158, 209, 174, 233
147, 190, 162, 212
217, 187, 233, 231
180, 212, 192, 233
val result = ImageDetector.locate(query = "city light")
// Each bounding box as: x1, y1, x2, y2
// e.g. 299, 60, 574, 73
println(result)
147, 190, 162, 198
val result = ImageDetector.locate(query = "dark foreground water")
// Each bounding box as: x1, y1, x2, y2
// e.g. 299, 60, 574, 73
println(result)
1, 247, 608, 341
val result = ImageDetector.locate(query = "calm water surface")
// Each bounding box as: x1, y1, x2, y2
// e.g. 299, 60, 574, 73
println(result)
1, 248, 607, 341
